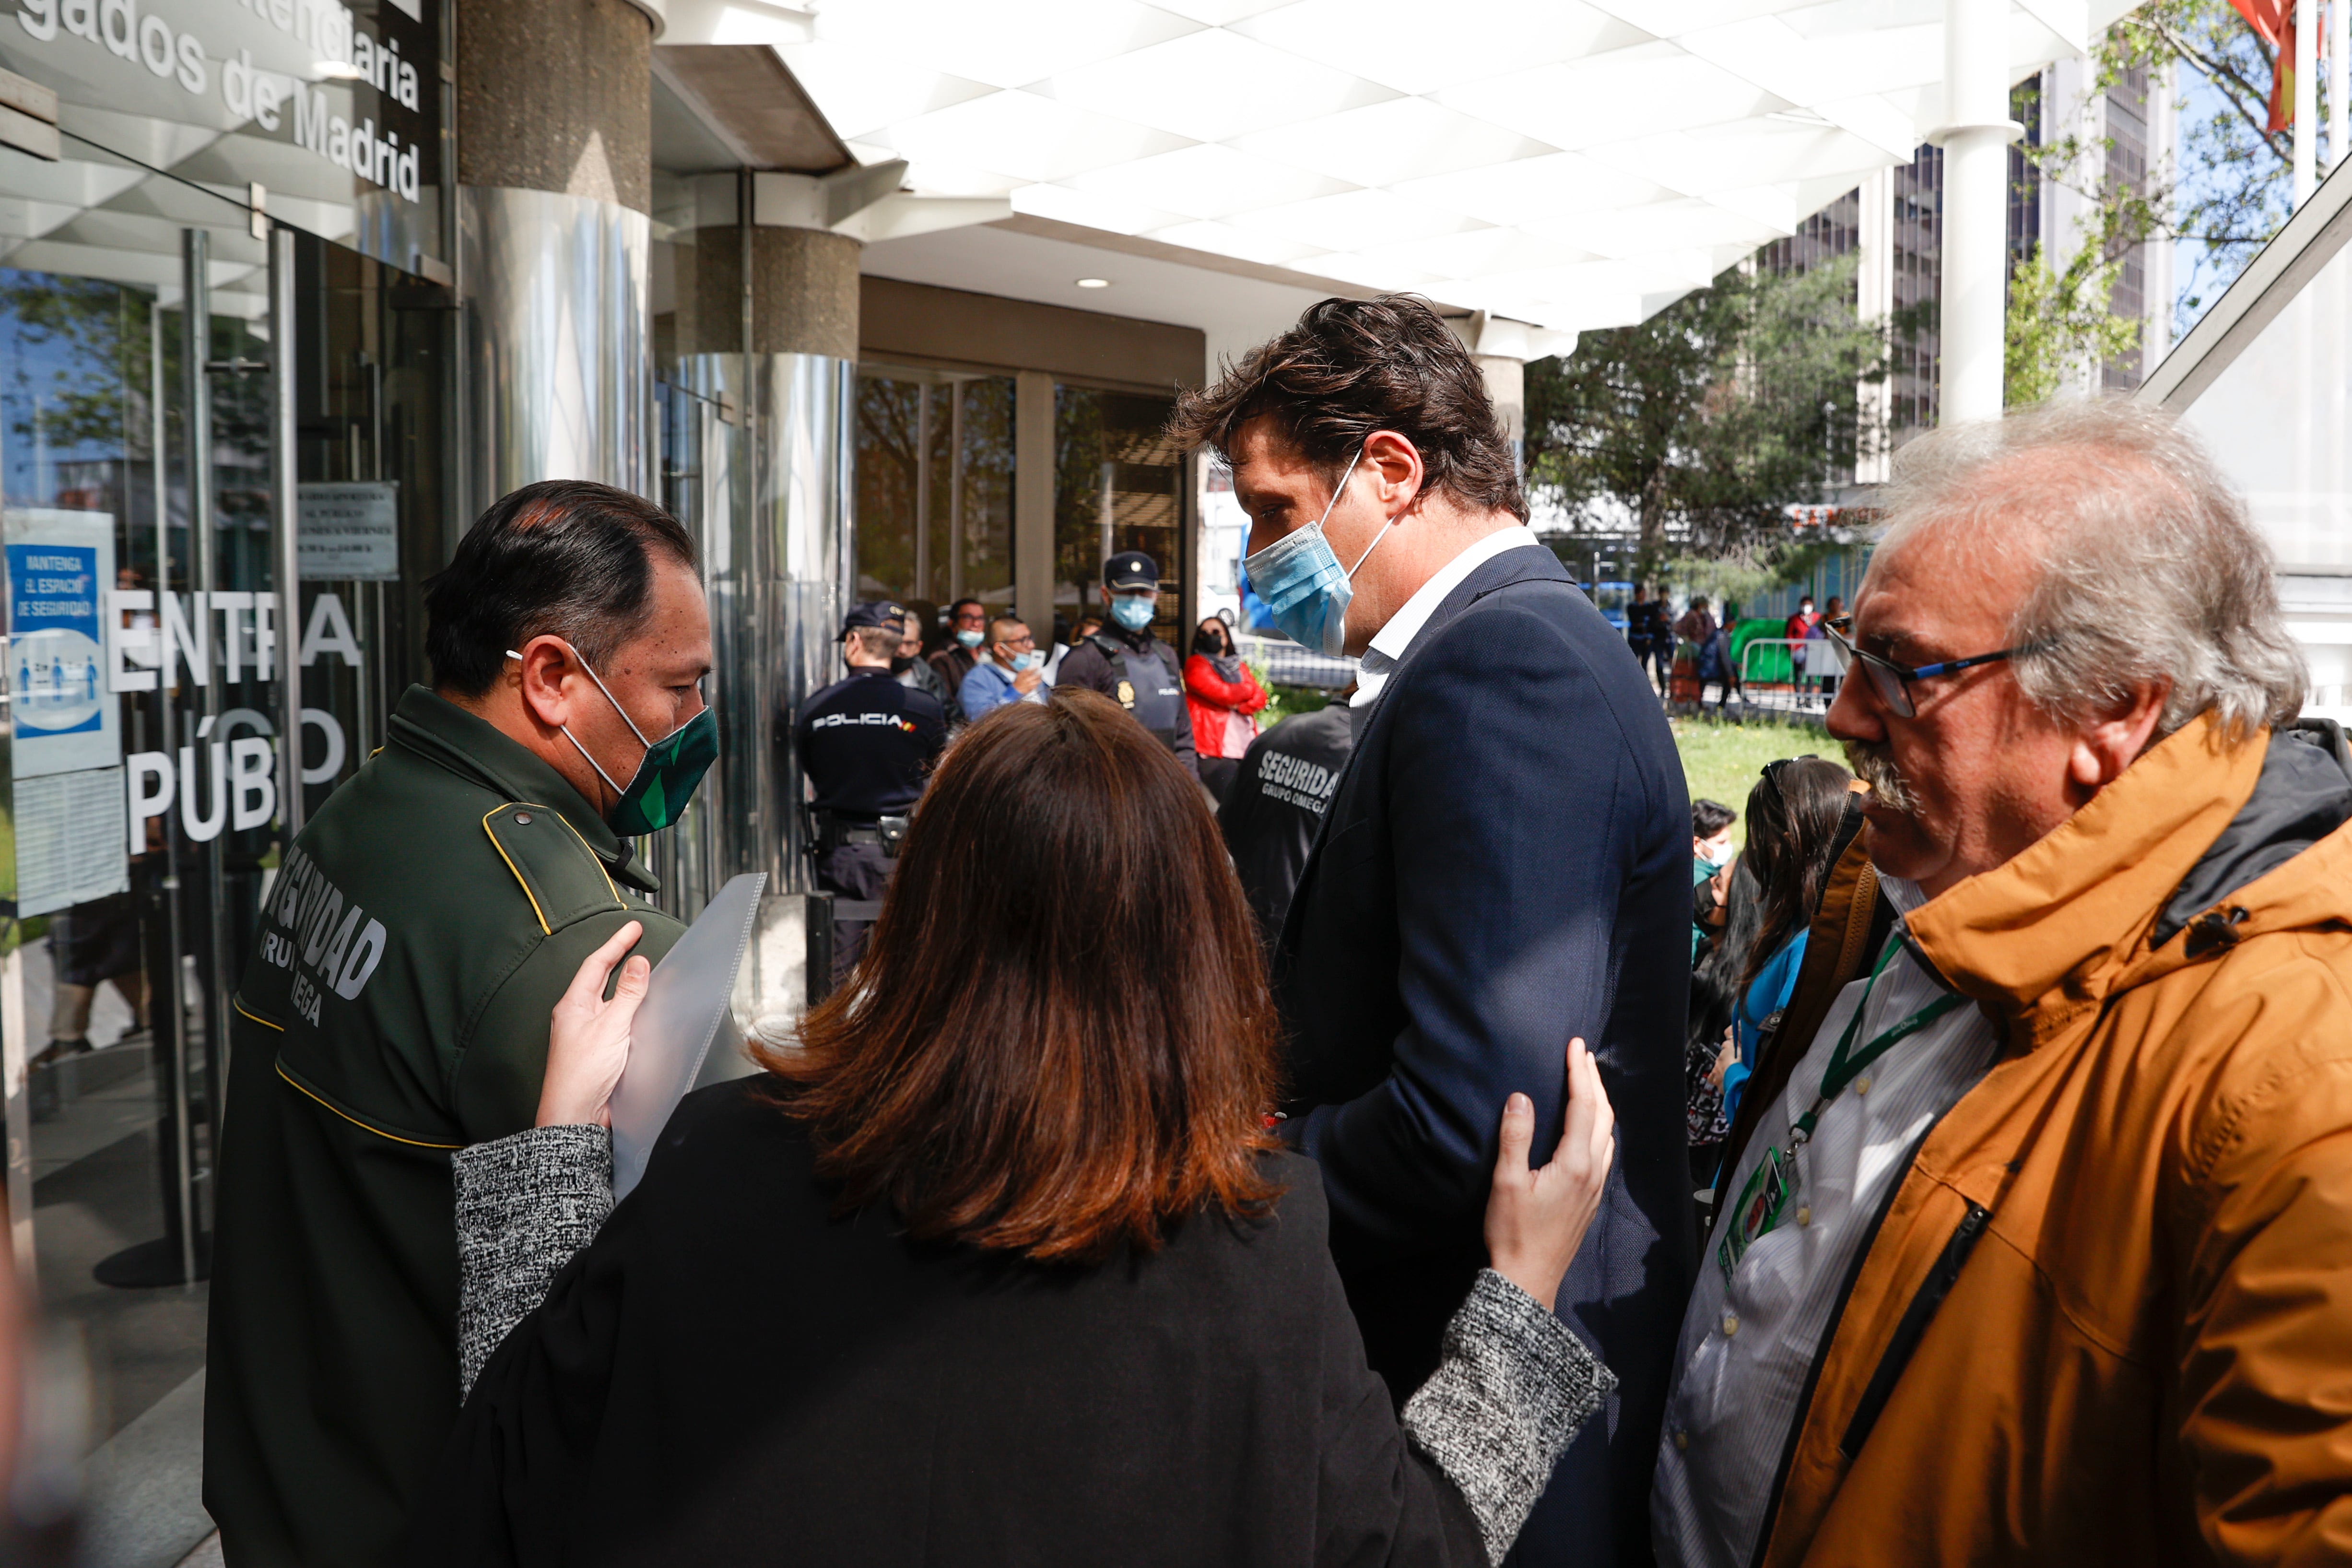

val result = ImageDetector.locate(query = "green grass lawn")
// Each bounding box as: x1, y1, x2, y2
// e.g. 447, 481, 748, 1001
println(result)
1672, 716, 1837, 842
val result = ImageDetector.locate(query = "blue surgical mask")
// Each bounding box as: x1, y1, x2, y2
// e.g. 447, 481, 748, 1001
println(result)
1010, 650, 1044, 673
955, 628, 984, 648
1240, 444, 1393, 657
1109, 594, 1156, 633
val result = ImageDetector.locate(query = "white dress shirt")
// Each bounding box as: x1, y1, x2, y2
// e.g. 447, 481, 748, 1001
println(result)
1651, 877, 1998, 1568
1349, 525, 1543, 708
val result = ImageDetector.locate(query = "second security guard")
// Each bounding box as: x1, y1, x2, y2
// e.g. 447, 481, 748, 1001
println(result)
796, 601, 949, 979
1054, 551, 1199, 776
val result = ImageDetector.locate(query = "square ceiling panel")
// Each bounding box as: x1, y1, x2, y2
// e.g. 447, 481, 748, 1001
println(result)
1231, 0, 1651, 97
868, 90, 1196, 184
787, 0, 2144, 333
1230, 97, 1559, 189
1068, 143, 1357, 221
1038, 28, 1395, 143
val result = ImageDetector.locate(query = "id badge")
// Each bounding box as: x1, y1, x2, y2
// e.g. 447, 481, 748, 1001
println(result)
1717, 1145, 1791, 1285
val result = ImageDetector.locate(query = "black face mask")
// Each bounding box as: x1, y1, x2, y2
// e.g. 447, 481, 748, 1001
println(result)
890, 655, 914, 673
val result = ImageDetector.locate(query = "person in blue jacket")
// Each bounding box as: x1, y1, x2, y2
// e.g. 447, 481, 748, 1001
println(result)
1174, 295, 1693, 1568
1719, 756, 1855, 1126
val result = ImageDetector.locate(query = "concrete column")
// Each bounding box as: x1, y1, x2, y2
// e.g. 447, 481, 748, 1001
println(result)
1444, 315, 1572, 474
456, 0, 654, 510
1854, 167, 1895, 483
1472, 354, 1525, 462
1014, 370, 1056, 639
1934, 0, 2022, 426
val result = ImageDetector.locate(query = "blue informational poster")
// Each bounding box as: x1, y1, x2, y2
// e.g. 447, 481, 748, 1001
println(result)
7, 509, 119, 778
10, 542, 104, 736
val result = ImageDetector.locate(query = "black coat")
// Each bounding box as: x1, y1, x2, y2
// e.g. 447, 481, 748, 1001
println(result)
407, 1079, 1490, 1567
1272, 545, 1693, 1567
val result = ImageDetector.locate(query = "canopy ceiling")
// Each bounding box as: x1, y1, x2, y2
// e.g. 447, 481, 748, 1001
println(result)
776, 0, 2143, 334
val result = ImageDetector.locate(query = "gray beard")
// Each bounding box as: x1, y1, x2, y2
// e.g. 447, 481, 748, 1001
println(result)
1844, 740, 1920, 815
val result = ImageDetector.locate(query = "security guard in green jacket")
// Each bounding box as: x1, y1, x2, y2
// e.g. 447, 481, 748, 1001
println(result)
205, 482, 715, 1568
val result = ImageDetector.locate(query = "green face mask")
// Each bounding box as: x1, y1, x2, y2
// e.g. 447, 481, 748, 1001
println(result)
519, 644, 718, 836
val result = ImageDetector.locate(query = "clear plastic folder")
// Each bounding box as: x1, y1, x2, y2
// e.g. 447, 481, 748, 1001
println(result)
610, 872, 766, 1202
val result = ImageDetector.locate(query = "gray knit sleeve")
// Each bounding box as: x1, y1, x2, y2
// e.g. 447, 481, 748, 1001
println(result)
1401, 1269, 1616, 1565
453, 1123, 614, 1398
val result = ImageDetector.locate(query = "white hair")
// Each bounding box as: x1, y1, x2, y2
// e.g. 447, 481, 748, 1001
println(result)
1872, 400, 2305, 743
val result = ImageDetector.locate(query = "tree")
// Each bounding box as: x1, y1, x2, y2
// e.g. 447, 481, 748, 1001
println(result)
2004, 244, 2141, 404
2023, 0, 2293, 328
1523, 255, 1883, 563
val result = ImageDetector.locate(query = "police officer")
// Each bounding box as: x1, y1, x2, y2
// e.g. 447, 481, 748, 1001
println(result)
796, 601, 948, 982
206, 482, 709, 1568
1053, 551, 1199, 776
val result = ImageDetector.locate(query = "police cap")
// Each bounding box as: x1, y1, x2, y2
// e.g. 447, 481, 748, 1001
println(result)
1103, 552, 1159, 590
841, 601, 906, 635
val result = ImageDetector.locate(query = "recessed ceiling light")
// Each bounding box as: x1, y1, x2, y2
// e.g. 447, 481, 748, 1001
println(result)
1075, 277, 1111, 289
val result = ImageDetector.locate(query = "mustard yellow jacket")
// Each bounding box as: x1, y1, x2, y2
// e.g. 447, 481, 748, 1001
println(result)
1716, 714, 2352, 1567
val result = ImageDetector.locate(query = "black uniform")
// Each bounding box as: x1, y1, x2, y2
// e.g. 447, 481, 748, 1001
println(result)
1219, 704, 1356, 947
793, 668, 947, 978
1054, 625, 1199, 777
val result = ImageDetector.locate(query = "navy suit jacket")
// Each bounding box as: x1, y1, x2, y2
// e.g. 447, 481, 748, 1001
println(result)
1273, 544, 1693, 1568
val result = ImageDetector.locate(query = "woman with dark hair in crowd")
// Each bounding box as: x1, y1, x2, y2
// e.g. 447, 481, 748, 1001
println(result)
1711, 756, 1854, 1134
1686, 855, 1763, 1186
1185, 614, 1270, 806
410, 689, 1619, 1568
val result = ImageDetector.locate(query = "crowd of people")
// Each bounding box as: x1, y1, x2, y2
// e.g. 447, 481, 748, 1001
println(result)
1626, 585, 1849, 713
146, 292, 2352, 1568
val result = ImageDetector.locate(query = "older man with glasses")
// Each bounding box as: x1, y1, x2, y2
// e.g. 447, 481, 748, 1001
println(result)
1653, 400, 2352, 1568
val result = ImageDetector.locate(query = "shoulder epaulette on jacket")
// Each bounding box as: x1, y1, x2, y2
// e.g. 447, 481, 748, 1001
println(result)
480, 803, 630, 935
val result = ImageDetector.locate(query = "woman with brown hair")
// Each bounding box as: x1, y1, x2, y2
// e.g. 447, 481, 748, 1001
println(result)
409, 689, 1618, 1568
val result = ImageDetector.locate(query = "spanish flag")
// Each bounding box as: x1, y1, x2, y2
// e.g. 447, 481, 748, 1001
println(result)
2232, 0, 2300, 134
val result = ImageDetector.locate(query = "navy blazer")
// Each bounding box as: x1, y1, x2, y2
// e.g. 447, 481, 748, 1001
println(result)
1273, 543, 1693, 1568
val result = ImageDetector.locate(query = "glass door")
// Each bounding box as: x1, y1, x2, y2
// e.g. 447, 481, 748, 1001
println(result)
0, 153, 267, 1441
0, 137, 451, 1448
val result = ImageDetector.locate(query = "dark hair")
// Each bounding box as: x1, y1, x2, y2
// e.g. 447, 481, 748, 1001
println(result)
424, 481, 695, 698
1169, 294, 1526, 523
1740, 757, 1854, 1000
1690, 855, 1764, 1057
1691, 799, 1736, 839
755, 690, 1282, 1263
948, 598, 986, 619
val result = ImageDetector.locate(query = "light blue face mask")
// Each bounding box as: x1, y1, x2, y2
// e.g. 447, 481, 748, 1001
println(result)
1109, 594, 1157, 633
1240, 444, 1392, 657
1010, 649, 1044, 672
955, 628, 984, 648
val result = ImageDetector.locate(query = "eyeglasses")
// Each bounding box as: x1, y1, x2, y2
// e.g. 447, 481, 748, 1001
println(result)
1822, 614, 2045, 719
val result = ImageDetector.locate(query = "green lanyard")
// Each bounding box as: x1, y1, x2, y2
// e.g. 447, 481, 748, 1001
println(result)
1788, 937, 1966, 1147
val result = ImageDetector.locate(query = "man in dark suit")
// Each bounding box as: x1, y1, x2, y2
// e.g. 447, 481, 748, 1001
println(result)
1174, 296, 1693, 1567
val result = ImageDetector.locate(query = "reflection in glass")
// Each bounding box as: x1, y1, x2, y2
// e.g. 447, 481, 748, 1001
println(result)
855, 368, 1015, 647
1053, 386, 1183, 644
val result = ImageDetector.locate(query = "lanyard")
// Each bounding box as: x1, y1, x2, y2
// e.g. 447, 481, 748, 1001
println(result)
1788, 937, 1966, 1147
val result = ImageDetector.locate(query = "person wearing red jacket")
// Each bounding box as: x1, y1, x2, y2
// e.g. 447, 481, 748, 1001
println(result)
1185, 617, 1269, 805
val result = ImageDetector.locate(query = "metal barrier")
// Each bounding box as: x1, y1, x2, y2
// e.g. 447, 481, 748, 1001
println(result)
1234, 633, 1359, 691
1728, 637, 1848, 715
